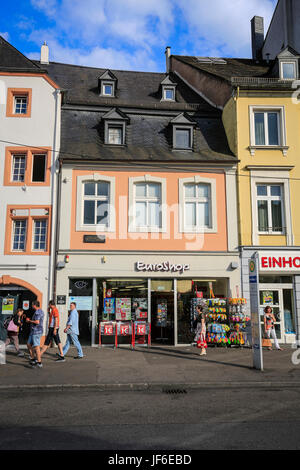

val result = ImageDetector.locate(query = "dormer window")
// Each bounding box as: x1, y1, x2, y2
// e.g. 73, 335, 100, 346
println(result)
277, 47, 299, 81
170, 113, 196, 150
103, 82, 114, 96
99, 70, 117, 98
102, 108, 129, 146
160, 75, 177, 102
281, 61, 297, 80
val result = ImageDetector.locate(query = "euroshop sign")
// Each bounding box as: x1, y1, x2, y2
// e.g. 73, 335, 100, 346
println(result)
259, 251, 300, 272
136, 261, 190, 274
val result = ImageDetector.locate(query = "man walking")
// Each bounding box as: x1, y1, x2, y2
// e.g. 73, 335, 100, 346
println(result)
40, 300, 65, 361
58, 302, 83, 360
26, 300, 44, 368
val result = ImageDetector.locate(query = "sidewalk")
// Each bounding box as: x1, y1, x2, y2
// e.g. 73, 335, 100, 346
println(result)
1, 344, 300, 390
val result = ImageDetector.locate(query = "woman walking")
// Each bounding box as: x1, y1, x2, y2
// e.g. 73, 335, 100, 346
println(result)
193, 304, 207, 356
5, 308, 25, 357
264, 306, 282, 351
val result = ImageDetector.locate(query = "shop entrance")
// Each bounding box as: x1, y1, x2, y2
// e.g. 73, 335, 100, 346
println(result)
151, 280, 174, 345
259, 276, 296, 344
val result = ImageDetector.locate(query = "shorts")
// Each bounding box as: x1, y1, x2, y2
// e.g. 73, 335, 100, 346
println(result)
27, 333, 42, 348
44, 327, 61, 346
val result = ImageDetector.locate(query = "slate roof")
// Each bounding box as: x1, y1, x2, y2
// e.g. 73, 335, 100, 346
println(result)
33, 60, 218, 113
0, 35, 42, 72
173, 55, 273, 82
60, 109, 235, 164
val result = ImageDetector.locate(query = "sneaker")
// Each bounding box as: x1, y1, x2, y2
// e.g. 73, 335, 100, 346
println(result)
200, 350, 207, 356
36, 362, 43, 368
17, 352, 25, 357
55, 356, 65, 362
29, 359, 37, 365
74, 356, 83, 359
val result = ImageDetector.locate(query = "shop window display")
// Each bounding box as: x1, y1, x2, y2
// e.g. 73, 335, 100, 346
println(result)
97, 279, 148, 345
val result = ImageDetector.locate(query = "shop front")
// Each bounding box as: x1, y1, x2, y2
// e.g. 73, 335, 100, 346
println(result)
241, 248, 300, 344
56, 252, 241, 347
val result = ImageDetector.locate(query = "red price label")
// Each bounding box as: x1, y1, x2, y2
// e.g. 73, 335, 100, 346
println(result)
137, 325, 146, 335
104, 325, 113, 335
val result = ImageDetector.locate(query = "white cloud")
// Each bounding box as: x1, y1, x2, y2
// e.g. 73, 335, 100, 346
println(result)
0, 32, 10, 41
175, 0, 276, 57
26, 0, 277, 70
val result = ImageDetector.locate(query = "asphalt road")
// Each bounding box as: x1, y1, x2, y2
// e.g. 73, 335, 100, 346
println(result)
0, 386, 300, 451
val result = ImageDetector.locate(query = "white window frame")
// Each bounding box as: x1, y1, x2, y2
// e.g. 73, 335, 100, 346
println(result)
250, 169, 293, 245
179, 176, 217, 233
76, 174, 115, 232
101, 81, 115, 97
14, 95, 28, 114
280, 60, 298, 80
249, 106, 288, 156
11, 154, 26, 182
128, 175, 167, 233
162, 86, 176, 102
32, 219, 48, 252
105, 120, 125, 145
12, 219, 27, 252
256, 184, 285, 235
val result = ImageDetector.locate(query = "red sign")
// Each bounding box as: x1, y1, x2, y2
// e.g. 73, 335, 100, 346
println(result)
119, 323, 131, 336
136, 324, 146, 335
104, 324, 114, 335
261, 256, 300, 270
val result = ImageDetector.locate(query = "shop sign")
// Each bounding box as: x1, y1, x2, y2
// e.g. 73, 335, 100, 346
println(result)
22, 300, 30, 311
135, 323, 146, 335
117, 322, 132, 336
260, 251, 300, 272
136, 261, 190, 274
57, 295, 66, 305
69, 296, 93, 310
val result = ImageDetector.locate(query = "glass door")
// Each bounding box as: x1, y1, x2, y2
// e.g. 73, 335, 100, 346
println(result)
259, 288, 284, 342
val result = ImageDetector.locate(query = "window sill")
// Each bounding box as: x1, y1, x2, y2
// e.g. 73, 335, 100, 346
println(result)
249, 145, 289, 156
172, 148, 193, 152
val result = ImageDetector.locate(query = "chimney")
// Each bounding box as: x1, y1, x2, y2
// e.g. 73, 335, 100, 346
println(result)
251, 16, 264, 60
40, 41, 49, 65
165, 46, 171, 73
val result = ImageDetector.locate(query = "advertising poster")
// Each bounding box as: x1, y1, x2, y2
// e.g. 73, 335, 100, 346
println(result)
103, 298, 115, 320
262, 291, 273, 305
156, 300, 167, 327
132, 298, 148, 320
2, 298, 14, 315
116, 298, 131, 321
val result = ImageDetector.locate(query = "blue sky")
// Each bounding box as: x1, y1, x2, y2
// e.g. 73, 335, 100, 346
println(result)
1, 0, 277, 72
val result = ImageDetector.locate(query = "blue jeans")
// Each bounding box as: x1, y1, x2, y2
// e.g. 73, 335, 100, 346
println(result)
63, 333, 83, 357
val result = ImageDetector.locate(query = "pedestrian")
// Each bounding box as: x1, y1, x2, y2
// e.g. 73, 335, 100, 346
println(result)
40, 300, 65, 361
193, 304, 207, 356
26, 300, 44, 368
264, 306, 282, 351
59, 302, 83, 360
5, 308, 25, 357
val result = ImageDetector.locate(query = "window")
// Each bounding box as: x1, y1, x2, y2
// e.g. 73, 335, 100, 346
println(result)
5, 206, 51, 255
179, 176, 217, 233
12, 155, 26, 182
107, 126, 123, 145
134, 182, 162, 229
128, 175, 166, 233
83, 181, 110, 227
281, 61, 297, 80
12, 220, 27, 251
254, 111, 279, 146
6, 88, 32, 118
14, 96, 28, 114
163, 87, 175, 101
33, 220, 47, 251
175, 128, 192, 149
184, 183, 211, 229
4, 147, 50, 186
32, 154, 46, 182
256, 184, 284, 233
103, 82, 113, 96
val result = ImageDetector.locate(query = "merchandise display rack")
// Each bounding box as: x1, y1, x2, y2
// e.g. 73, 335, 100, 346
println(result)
228, 298, 250, 347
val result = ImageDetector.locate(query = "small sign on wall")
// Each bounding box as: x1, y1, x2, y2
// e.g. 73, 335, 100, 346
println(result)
22, 300, 30, 311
